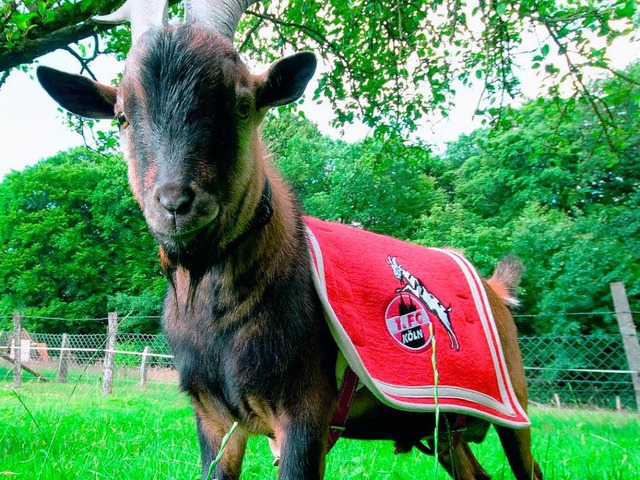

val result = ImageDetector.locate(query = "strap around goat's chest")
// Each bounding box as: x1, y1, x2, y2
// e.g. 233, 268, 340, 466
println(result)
327, 365, 359, 452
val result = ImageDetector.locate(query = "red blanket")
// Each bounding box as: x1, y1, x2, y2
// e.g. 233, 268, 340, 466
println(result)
305, 217, 530, 428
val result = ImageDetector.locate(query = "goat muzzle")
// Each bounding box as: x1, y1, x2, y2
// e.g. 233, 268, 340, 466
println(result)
145, 181, 220, 244
155, 183, 196, 216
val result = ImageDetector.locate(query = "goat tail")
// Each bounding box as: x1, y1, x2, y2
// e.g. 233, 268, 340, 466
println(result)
487, 254, 524, 308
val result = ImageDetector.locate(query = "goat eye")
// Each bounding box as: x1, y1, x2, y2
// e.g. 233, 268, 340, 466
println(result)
115, 111, 129, 129
236, 101, 251, 120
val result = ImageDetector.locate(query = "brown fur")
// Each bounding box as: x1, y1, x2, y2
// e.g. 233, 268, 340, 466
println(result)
192, 392, 248, 477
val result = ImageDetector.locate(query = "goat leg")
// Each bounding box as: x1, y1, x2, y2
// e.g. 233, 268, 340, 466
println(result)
194, 407, 247, 480
278, 415, 331, 480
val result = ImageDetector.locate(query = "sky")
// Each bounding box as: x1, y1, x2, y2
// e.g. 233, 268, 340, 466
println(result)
1, 24, 637, 180
0, 50, 117, 179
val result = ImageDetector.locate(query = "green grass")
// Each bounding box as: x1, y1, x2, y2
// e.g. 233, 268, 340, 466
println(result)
1, 377, 638, 479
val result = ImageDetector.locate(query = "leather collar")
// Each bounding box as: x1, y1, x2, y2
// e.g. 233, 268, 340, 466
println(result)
224, 177, 273, 253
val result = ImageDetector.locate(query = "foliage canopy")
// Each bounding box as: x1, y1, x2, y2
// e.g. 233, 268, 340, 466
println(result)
5, 60, 638, 334
0, 148, 165, 333
1, 0, 639, 133
0, 4, 638, 335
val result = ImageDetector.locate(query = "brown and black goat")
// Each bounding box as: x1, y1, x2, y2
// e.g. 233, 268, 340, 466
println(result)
37, 1, 543, 479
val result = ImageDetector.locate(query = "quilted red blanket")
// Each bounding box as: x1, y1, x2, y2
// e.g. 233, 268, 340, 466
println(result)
305, 217, 530, 428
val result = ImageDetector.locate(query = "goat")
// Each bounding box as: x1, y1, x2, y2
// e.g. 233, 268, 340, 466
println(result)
37, 1, 543, 479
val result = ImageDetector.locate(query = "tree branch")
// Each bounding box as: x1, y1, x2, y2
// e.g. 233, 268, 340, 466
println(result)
238, 16, 263, 53
543, 21, 619, 152
0, 0, 180, 73
62, 45, 97, 80
247, 10, 356, 75
0, 21, 109, 72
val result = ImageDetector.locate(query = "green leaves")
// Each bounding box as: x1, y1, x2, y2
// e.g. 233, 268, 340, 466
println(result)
1, 0, 638, 135
0, 148, 163, 333
541, 43, 550, 58
412, 64, 640, 333
264, 111, 440, 239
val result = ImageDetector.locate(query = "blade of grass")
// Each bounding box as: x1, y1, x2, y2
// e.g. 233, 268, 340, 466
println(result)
428, 321, 440, 478
11, 390, 47, 441
205, 421, 239, 480
590, 433, 639, 459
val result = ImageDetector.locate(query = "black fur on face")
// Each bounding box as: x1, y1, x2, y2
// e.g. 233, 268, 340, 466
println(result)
120, 24, 252, 273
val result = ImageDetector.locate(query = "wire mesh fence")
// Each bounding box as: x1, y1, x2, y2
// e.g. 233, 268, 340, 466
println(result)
1, 325, 638, 412
519, 335, 637, 410
0, 330, 178, 385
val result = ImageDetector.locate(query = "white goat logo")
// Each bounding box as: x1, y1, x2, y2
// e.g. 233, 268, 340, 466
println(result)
387, 256, 460, 351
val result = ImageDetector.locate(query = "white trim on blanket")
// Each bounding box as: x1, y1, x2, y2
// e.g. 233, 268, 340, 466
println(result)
438, 249, 530, 424
372, 381, 516, 415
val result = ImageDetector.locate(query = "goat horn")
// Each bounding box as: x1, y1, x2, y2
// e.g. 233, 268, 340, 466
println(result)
186, 0, 259, 41
94, 0, 168, 44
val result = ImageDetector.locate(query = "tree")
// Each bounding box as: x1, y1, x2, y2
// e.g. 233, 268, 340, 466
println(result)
0, 147, 165, 333
1, 0, 127, 74
262, 110, 335, 204
1, 0, 638, 133
1, 62, 637, 335
413, 63, 640, 334
264, 111, 443, 239
318, 138, 443, 238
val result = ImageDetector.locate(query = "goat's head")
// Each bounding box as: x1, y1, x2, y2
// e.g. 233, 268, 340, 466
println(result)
37, 0, 316, 261
387, 256, 404, 281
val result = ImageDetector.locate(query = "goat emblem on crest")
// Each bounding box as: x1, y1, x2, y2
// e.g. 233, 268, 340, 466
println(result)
387, 256, 461, 351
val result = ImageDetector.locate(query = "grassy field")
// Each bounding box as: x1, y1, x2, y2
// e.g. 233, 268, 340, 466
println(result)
1, 375, 638, 479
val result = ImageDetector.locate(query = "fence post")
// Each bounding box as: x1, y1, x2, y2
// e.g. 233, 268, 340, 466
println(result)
610, 282, 640, 414
102, 312, 118, 396
57, 333, 70, 383
13, 312, 22, 389
140, 346, 151, 388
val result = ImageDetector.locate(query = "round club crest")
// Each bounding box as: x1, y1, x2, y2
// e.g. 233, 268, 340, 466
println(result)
384, 293, 433, 351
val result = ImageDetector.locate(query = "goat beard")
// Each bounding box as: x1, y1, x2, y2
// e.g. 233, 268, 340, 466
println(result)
155, 221, 225, 294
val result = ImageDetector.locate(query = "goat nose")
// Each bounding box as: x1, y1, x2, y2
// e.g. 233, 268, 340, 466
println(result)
156, 184, 195, 215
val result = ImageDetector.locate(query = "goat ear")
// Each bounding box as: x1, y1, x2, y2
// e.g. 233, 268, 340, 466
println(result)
255, 51, 317, 110
37, 66, 117, 119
